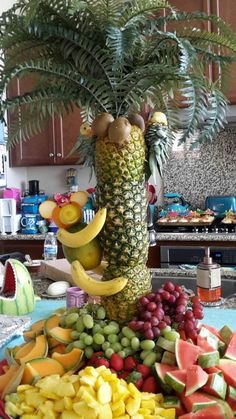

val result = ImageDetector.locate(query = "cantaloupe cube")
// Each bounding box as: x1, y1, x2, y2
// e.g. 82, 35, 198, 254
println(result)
125, 396, 141, 416
97, 382, 112, 404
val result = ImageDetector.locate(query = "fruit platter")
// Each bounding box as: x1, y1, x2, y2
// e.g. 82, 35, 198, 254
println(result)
221, 210, 236, 224
157, 210, 215, 226
1, 282, 236, 419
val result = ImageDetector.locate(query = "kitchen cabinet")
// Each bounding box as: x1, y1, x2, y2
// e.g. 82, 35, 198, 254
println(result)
8, 76, 82, 167
0, 238, 64, 261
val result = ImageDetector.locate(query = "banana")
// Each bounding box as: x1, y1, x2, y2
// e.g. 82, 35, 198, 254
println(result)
57, 207, 107, 248
71, 260, 128, 296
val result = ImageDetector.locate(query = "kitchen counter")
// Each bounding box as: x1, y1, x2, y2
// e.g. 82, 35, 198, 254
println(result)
155, 232, 236, 242
0, 233, 46, 240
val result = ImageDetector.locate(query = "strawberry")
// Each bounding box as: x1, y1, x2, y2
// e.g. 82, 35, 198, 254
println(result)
110, 353, 124, 372
123, 356, 137, 371
136, 364, 152, 379
141, 376, 161, 393
88, 351, 109, 368
118, 370, 130, 380
95, 357, 110, 368
127, 371, 143, 390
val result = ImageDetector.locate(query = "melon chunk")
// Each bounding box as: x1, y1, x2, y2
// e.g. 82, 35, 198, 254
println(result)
18, 334, 48, 364
185, 365, 208, 396
44, 314, 60, 336
0, 364, 24, 400
202, 372, 227, 400
14, 340, 36, 360
165, 369, 186, 393
223, 331, 236, 361
180, 391, 217, 413
25, 357, 65, 378
218, 359, 236, 387
52, 347, 83, 371
49, 326, 74, 344
175, 338, 200, 370
21, 363, 41, 385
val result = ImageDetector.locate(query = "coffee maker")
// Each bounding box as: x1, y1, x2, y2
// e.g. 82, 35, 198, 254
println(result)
21, 180, 47, 234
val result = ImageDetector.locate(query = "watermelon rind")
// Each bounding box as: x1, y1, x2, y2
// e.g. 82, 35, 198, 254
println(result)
202, 372, 227, 400
227, 386, 236, 414
154, 362, 177, 393
198, 350, 219, 368
178, 404, 228, 419
165, 369, 186, 393
223, 332, 236, 361
185, 365, 208, 396
198, 326, 219, 350
219, 325, 233, 345
218, 359, 236, 388
161, 351, 176, 366
180, 391, 217, 413
156, 336, 175, 353
163, 395, 181, 409
175, 338, 200, 370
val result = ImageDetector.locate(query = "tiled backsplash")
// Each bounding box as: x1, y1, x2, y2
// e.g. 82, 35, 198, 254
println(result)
163, 127, 236, 209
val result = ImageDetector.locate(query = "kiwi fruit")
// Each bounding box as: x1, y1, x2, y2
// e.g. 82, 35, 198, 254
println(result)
128, 113, 145, 132
108, 117, 132, 144
91, 112, 114, 138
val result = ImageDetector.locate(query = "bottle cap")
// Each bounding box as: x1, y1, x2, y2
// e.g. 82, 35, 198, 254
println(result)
203, 247, 212, 265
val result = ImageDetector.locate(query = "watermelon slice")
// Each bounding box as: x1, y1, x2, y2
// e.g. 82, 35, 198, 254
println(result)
165, 369, 186, 393
226, 386, 236, 413
175, 338, 200, 370
202, 372, 227, 400
200, 324, 222, 340
163, 395, 186, 417
178, 404, 230, 418
154, 362, 177, 393
197, 336, 215, 353
180, 391, 217, 413
223, 331, 236, 361
198, 351, 219, 368
185, 365, 208, 396
204, 366, 221, 374
219, 325, 233, 345
198, 326, 220, 350
218, 359, 236, 387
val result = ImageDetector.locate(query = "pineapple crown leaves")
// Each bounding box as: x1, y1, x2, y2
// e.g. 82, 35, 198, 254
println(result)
145, 123, 172, 182
1, 0, 236, 154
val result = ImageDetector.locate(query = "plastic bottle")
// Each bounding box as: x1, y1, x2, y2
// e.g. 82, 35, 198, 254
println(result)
43, 232, 58, 261
196, 247, 221, 306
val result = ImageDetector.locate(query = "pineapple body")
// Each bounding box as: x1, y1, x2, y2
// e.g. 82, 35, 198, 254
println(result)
95, 125, 151, 321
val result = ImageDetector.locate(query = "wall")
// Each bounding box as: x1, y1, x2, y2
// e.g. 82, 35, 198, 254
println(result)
163, 127, 236, 209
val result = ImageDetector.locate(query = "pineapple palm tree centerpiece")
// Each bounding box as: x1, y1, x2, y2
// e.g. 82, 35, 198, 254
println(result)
1, 0, 236, 321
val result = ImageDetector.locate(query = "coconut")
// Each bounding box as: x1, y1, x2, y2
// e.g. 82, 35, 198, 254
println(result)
128, 113, 145, 132
108, 117, 132, 143
91, 113, 114, 138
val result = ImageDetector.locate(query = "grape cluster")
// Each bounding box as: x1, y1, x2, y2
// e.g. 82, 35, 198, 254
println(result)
128, 281, 204, 341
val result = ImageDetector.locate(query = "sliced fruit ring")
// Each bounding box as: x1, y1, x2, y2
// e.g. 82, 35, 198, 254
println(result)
70, 191, 89, 207
59, 202, 83, 226
39, 200, 57, 219
51, 206, 67, 229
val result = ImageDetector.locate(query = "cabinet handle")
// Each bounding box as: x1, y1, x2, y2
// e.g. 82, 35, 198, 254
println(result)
49, 153, 54, 157
57, 153, 62, 157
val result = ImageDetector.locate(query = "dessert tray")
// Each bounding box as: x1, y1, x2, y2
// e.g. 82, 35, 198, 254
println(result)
221, 210, 236, 224
156, 209, 215, 226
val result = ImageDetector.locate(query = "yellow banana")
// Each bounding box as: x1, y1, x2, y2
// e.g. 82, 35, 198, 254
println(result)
71, 260, 128, 296
57, 207, 107, 248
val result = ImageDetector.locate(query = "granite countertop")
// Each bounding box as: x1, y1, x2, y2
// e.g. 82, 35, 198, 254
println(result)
0, 233, 46, 240
150, 267, 236, 279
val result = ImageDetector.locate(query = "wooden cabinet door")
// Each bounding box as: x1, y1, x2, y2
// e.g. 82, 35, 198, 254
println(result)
54, 105, 82, 165
211, 0, 236, 104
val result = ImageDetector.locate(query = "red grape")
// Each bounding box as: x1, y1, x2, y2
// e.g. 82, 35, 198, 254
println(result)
140, 296, 149, 306
158, 321, 167, 330
168, 294, 176, 304
141, 311, 152, 321
146, 293, 156, 301
147, 302, 157, 312
164, 281, 175, 292
175, 304, 186, 314
144, 329, 154, 339
150, 316, 159, 327
152, 327, 161, 338
175, 284, 183, 293
143, 321, 152, 330
162, 290, 170, 301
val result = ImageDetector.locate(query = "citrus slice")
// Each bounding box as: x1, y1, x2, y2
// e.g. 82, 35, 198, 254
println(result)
51, 207, 67, 229
39, 200, 57, 219
59, 202, 82, 226
70, 191, 89, 207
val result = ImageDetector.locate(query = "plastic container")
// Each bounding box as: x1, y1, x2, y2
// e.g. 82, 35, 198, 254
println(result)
43, 232, 58, 261
66, 287, 88, 308
197, 247, 222, 305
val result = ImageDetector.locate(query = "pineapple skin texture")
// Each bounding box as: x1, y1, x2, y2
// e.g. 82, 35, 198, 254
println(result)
95, 125, 151, 321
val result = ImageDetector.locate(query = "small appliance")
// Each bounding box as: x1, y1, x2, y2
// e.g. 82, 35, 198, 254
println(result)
0, 198, 21, 235
3, 187, 21, 212
205, 195, 236, 218
163, 192, 190, 213
28, 179, 39, 196
21, 193, 48, 234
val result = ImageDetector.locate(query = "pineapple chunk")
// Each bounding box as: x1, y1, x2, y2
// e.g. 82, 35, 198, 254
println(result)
128, 383, 141, 399
19, 402, 35, 413
141, 399, 156, 410
55, 381, 75, 397
17, 385, 35, 393
161, 408, 176, 419
53, 398, 64, 412
21, 415, 43, 419
97, 382, 112, 404
98, 403, 113, 419
61, 411, 82, 419
73, 400, 97, 418
5, 401, 24, 417
64, 396, 73, 410
38, 400, 54, 414
126, 396, 141, 416
111, 399, 126, 416
25, 392, 46, 408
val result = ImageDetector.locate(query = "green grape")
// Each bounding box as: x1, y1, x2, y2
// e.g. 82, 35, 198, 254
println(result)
84, 335, 93, 346
117, 350, 126, 359
121, 337, 130, 347
99, 320, 107, 328
66, 307, 79, 314
59, 315, 66, 328
103, 324, 119, 335
75, 318, 85, 333
111, 342, 122, 352
105, 348, 114, 358
93, 333, 105, 345
131, 337, 140, 351
82, 314, 94, 329
70, 330, 80, 340
65, 312, 79, 326
161, 325, 172, 336
140, 350, 151, 360
96, 306, 106, 320
140, 340, 155, 351
65, 342, 74, 353
73, 340, 86, 349
163, 330, 180, 342
84, 346, 94, 359
123, 347, 133, 357
108, 321, 120, 333
102, 341, 110, 351
80, 332, 88, 340
143, 352, 157, 367
108, 334, 119, 344
122, 326, 136, 339
92, 324, 102, 335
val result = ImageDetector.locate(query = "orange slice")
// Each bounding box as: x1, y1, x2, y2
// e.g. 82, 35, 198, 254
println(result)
59, 202, 83, 226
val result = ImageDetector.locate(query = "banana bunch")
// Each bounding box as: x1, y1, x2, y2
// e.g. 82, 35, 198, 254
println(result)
71, 260, 128, 296
57, 208, 107, 248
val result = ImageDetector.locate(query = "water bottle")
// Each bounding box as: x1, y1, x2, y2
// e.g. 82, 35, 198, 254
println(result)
43, 232, 58, 261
